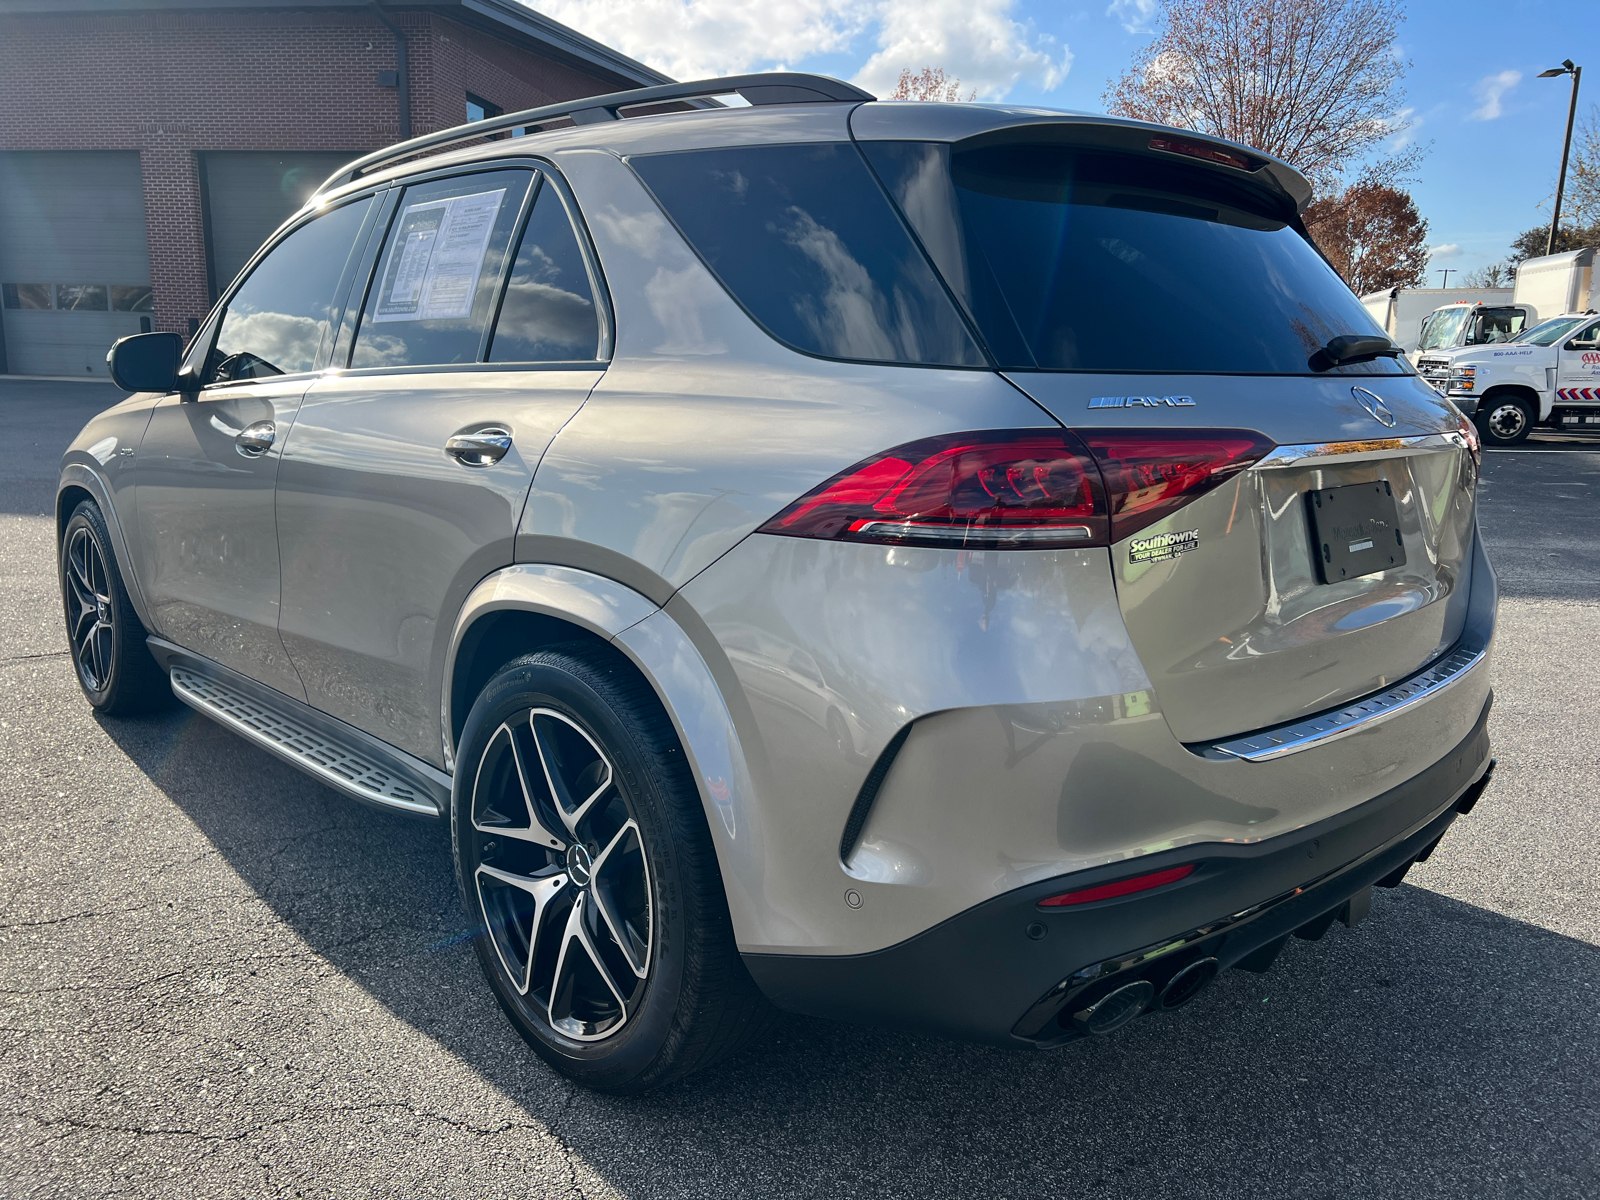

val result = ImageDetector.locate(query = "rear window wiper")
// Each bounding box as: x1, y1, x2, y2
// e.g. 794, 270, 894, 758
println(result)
1310, 334, 1402, 372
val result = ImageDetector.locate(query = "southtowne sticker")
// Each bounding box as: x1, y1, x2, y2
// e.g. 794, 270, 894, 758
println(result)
1129, 529, 1200, 564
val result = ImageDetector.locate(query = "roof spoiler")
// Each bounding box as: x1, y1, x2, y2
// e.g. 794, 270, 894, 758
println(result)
313, 72, 874, 197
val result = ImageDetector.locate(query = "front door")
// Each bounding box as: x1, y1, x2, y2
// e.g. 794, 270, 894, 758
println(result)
275, 167, 609, 764
1557, 316, 1600, 402
132, 194, 376, 697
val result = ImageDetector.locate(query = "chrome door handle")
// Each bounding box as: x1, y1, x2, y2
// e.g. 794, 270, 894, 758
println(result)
445, 429, 512, 468
235, 420, 276, 457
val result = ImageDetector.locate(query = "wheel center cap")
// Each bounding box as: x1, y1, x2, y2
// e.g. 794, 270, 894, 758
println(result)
96, 599, 108, 621
565, 843, 593, 888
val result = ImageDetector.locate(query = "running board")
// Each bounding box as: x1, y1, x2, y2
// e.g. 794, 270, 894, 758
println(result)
166, 661, 446, 818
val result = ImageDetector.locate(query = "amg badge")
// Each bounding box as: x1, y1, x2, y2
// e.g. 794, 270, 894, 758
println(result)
1129, 529, 1200, 564
1089, 395, 1196, 409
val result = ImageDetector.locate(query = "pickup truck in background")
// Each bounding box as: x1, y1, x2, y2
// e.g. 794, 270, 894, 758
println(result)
1411, 249, 1597, 445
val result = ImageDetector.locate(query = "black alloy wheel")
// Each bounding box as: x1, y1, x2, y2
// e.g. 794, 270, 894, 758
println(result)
452, 647, 771, 1092
59, 500, 171, 715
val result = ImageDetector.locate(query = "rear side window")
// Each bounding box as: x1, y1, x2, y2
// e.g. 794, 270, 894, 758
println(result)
207, 196, 373, 382
350, 170, 532, 369
861, 140, 1401, 375
487, 179, 602, 362
630, 143, 984, 368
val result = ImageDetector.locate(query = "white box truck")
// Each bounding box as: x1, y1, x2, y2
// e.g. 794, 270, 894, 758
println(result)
1411, 248, 1597, 445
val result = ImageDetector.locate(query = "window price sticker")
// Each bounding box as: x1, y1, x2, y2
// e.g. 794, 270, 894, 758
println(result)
374, 188, 505, 323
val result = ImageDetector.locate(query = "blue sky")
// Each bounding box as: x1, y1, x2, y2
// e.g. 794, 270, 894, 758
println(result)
536, 0, 1592, 280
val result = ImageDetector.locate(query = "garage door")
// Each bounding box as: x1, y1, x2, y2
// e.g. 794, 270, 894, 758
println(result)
0, 151, 151, 378
201, 152, 361, 297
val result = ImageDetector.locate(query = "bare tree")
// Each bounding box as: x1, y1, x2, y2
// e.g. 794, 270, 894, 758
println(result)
1303, 182, 1428, 293
1562, 105, 1600, 229
891, 67, 976, 103
1104, 0, 1414, 193
1461, 262, 1512, 288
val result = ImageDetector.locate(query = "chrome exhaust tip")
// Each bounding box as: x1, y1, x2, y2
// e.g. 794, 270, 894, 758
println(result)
1156, 957, 1219, 1010
1069, 980, 1154, 1036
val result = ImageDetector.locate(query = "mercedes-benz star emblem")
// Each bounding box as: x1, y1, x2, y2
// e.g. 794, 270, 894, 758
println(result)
1352, 386, 1397, 428
565, 843, 594, 888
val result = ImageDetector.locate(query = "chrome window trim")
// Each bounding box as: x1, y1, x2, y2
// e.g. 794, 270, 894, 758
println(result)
1192, 642, 1486, 762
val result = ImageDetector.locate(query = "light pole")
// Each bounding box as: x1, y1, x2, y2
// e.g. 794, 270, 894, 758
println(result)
1538, 59, 1582, 256
1438, 268, 1455, 287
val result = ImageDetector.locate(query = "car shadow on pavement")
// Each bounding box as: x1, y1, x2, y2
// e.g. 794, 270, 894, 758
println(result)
102, 704, 1600, 1200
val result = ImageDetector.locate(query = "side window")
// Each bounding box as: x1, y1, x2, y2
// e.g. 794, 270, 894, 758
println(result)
350, 170, 532, 369
1571, 320, 1600, 348
487, 178, 602, 362
207, 197, 373, 384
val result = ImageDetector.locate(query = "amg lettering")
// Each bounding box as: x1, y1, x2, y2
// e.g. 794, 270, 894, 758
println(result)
1088, 395, 1197, 409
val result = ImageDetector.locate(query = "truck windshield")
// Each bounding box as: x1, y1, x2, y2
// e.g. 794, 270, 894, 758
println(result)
858, 139, 1402, 375
1417, 307, 1470, 351
1515, 316, 1587, 346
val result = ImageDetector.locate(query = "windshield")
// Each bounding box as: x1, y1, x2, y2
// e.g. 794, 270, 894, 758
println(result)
1417, 307, 1470, 352
1515, 316, 1587, 346
860, 139, 1402, 375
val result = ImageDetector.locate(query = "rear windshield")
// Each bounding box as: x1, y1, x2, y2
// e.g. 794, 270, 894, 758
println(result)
629, 143, 983, 368
861, 140, 1403, 376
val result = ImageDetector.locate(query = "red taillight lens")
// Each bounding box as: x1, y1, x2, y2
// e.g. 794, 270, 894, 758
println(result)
761, 429, 1274, 550
1037, 864, 1196, 908
759, 430, 1108, 550
1082, 430, 1275, 542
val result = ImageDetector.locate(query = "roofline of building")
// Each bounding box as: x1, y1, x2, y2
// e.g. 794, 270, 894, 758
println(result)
0, 0, 673, 90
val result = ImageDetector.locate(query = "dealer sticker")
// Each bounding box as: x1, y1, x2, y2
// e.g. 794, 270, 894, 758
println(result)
1129, 529, 1200, 564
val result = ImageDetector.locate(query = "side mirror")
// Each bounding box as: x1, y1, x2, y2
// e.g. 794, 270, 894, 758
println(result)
106, 331, 184, 392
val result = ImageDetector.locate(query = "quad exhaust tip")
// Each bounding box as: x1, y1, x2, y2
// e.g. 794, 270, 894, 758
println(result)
1157, 957, 1219, 1010
1069, 980, 1154, 1036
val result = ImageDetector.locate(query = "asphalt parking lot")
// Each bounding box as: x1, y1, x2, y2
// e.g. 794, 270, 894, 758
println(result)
2, 378, 1597, 1199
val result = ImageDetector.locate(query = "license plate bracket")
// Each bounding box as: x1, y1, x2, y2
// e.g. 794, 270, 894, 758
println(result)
1307, 481, 1406, 583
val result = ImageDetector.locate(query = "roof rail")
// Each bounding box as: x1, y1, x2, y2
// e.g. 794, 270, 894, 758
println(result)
314, 72, 874, 196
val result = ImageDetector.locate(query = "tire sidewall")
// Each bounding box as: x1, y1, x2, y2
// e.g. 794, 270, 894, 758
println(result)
1476, 397, 1533, 446
451, 652, 689, 1088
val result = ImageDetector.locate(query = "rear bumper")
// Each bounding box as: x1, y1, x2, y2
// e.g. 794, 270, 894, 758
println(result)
744, 693, 1493, 1047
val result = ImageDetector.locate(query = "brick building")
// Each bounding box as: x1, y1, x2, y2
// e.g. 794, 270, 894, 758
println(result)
0, 0, 664, 376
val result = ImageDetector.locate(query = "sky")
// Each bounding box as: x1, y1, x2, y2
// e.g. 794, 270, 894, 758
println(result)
530, 0, 1594, 284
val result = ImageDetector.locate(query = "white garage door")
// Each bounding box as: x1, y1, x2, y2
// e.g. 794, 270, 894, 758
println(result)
201, 152, 360, 296
0, 151, 152, 378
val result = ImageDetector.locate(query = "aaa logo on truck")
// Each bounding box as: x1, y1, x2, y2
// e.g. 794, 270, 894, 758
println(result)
1129, 529, 1200, 564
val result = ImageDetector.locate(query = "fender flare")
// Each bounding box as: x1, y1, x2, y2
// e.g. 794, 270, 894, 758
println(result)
57, 461, 156, 632
441, 565, 769, 943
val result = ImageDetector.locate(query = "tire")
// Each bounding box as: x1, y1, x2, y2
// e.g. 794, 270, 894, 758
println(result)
1475, 396, 1534, 447
451, 646, 771, 1093
59, 500, 172, 715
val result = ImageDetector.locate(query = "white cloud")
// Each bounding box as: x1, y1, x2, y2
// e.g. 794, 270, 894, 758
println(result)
1428, 243, 1463, 261
1107, 0, 1158, 35
1387, 106, 1419, 149
530, 0, 1068, 101
1471, 70, 1521, 121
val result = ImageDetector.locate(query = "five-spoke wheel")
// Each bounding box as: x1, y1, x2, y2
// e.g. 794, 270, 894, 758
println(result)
470, 708, 652, 1041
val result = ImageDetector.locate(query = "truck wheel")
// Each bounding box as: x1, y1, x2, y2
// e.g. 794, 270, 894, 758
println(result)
1476, 397, 1534, 447
451, 646, 771, 1093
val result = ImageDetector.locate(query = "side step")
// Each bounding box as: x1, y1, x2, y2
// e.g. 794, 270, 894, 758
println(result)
169, 665, 445, 818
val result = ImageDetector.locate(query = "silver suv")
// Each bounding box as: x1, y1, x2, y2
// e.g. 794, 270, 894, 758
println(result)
61, 73, 1496, 1093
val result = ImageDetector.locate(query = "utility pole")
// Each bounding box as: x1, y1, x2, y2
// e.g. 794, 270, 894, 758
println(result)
1438, 269, 1454, 288
1538, 60, 1582, 256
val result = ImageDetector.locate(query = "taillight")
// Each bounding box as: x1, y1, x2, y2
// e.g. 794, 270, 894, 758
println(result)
758, 430, 1108, 550
1082, 430, 1275, 542
760, 428, 1274, 550
1037, 863, 1196, 908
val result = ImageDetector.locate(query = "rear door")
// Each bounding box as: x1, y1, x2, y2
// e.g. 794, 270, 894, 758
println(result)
275, 166, 608, 764
132, 194, 376, 699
